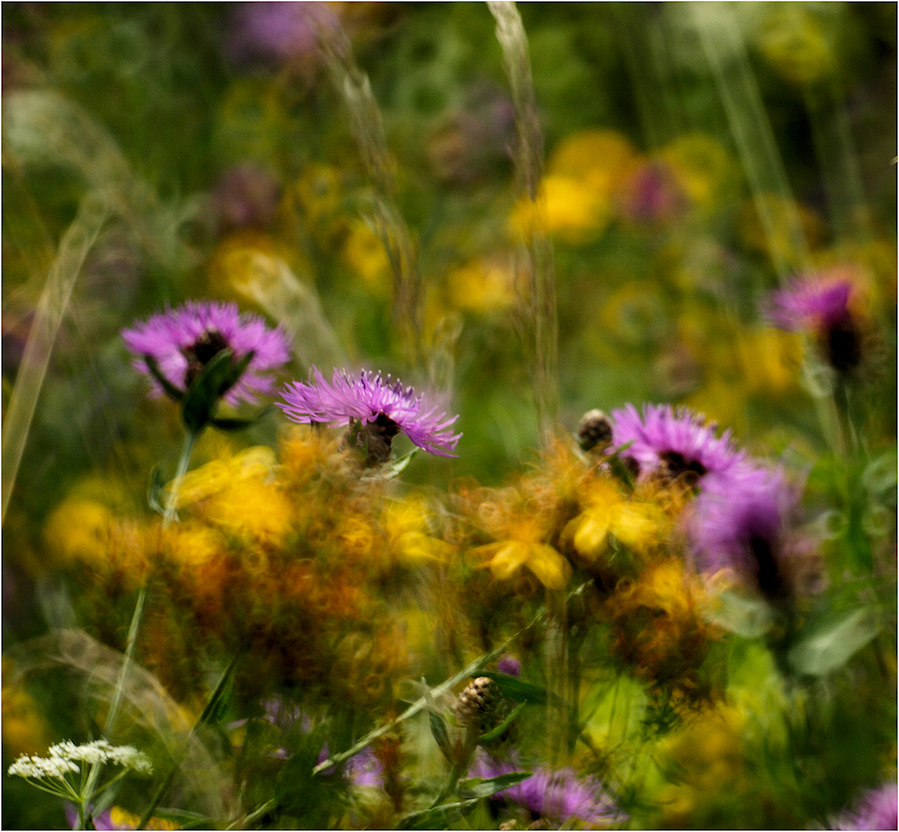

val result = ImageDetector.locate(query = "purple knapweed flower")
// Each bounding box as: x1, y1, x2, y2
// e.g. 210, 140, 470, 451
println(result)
64, 806, 126, 831
469, 752, 625, 827
832, 781, 898, 830
344, 746, 385, 790
765, 271, 863, 375
497, 654, 522, 677
122, 301, 291, 407
223, 2, 333, 69
609, 403, 752, 489
691, 467, 821, 602
279, 367, 461, 458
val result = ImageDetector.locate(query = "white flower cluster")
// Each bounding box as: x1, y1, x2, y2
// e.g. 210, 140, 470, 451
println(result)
7, 739, 153, 781
7, 754, 79, 781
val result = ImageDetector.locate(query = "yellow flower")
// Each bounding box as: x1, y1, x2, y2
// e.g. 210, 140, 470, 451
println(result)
564, 479, 667, 562
166, 445, 278, 508
2, 666, 51, 758
754, 4, 836, 86
660, 133, 739, 210
475, 517, 572, 590
42, 498, 113, 567
381, 498, 453, 567
342, 218, 391, 295
510, 175, 611, 243
163, 523, 224, 569
547, 128, 639, 196
202, 476, 293, 548
108, 807, 179, 831
446, 257, 516, 315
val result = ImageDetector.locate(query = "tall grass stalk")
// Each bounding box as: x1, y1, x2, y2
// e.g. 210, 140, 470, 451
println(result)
312, 10, 424, 370
1, 192, 109, 523
488, 0, 559, 450
690, 3, 812, 282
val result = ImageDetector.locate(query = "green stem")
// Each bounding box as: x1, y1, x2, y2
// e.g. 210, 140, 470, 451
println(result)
428, 726, 479, 810
137, 646, 242, 830
163, 429, 198, 528
82, 430, 197, 819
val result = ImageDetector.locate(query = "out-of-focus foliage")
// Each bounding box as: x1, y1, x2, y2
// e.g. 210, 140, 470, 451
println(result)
2, 2, 895, 830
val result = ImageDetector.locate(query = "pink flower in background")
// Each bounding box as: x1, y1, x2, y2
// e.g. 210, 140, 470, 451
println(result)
832, 782, 898, 830
122, 301, 291, 406
764, 270, 864, 375
766, 273, 854, 331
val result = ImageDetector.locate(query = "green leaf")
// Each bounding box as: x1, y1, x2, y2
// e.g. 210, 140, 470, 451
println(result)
181, 350, 233, 433
143, 354, 184, 402
478, 672, 564, 707
428, 709, 454, 762
457, 771, 532, 800
149, 808, 212, 830
788, 609, 881, 676
362, 448, 418, 481
706, 589, 776, 638
208, 405, 275, 433
147, 464, 166, 515
398, 798, 479, 829
479, 701, 526, 744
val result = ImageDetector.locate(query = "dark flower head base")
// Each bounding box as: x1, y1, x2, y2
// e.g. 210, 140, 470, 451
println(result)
278, 367, 461, 461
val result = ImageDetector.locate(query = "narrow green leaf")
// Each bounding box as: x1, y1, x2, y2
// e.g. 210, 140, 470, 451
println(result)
479, 701, 526, 744
788, 609, 881, 676
219, 350, 255, 396
478, 672, 564, 707
398, 798, 479, 829
362, 449, 417, 481
144, 354, 184, 402
209, 405, 275, 433
147, 465, 166, 515
458, 771, 532, 800
707, 589, 776, 638
428, 709, 454, 762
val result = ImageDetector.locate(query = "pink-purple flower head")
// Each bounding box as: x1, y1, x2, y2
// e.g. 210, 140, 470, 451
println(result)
765, 271, 864, 375
470, 752, 625, 827
691, 467, 805, 601
832, 781, 898, 831
122, 301, 291, 407
766, 273, 854, 331
609, 403, 751, 490
279, 367, 461, 459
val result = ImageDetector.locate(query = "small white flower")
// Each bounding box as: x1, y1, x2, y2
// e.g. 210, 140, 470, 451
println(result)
8, 754, 80, 780
11, 739, 152, 780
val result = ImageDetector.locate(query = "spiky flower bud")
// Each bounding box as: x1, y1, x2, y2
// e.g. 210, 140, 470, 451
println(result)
576, 409, 613, 452
454, 676, 503, 731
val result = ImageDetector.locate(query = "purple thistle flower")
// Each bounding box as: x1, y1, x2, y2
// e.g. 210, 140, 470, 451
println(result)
609, 403, 751, 489
469, 752, 625, 827
766, 273, 854, 331
832, 782, 898, 830
279, 367, 461, 458
122, 301, 291, 407
497, 654, 522, 677
764, 271, 863, 375
691, 467, 816, 602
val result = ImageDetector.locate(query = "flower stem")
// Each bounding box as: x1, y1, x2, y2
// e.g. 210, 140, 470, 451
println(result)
137, 645, 242, 830
81, 429, 196, 820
